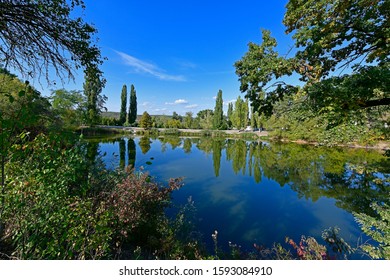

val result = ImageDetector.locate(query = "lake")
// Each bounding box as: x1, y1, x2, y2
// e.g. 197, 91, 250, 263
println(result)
88, 136, 389, 258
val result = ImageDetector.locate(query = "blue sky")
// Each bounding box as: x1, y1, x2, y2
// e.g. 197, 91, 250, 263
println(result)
58, 0, 293, 115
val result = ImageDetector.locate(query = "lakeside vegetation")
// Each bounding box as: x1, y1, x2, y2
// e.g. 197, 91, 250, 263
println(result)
0, 0, 389, 260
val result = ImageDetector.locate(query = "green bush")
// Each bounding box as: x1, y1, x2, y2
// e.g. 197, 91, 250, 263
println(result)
2, 134, 113, 259
107, 170, 183, 252
1, 133, 192, 259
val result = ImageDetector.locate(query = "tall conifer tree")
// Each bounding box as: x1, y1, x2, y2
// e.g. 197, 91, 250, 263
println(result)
128, 84, 137, 125
119, 84, 127, 125
213, 89, 223, 130
227, 102, 233, 128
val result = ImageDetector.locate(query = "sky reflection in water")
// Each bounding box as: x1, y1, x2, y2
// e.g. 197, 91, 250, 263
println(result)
95, 136, 388, 256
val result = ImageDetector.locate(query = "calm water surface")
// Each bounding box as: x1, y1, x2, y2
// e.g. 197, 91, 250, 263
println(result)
90, 136, 389, 257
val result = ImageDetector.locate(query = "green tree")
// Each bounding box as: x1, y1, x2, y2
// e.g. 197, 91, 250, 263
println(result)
1, 0, 105, 202
83, 69, 106, 126
283, 0, 389, 82
234, 29, 298, 116
0, 73, 53, 202
128, 85, 137, 125
227, 102, 234, 128
166, 119, 182, 128
231, 96, 248, 129
0, 0, 104, 83
197, 109, 214, 129
119, 85, 127, 125
235, 1, 389, 117
172, 111, 182, 122
213, 89, 224, 130
51, 89, 85, 129
139, 111, 152, 129
184, 112, 193, 129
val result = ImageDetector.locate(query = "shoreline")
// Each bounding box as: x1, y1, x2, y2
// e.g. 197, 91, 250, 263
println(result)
79, 126, 390, 151
275, 138, 389, 151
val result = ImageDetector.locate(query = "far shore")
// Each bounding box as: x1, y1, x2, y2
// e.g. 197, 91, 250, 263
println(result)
79, 125, 389, 151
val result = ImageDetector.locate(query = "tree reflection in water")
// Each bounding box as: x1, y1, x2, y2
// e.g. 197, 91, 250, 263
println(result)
92, 136, 389, 220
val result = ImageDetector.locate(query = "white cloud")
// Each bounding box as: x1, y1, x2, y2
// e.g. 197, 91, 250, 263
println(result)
165, 99, 189, 105
154, 108, 167, 112
174, 99, 188, 104
115, 50, 186, 81
141, 102, 150, 106
185, 104, 198, 109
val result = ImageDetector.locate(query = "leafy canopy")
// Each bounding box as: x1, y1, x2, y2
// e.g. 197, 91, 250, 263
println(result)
235, 0, 390, 116
284, 0, 389, 80
0, 0, 104, 83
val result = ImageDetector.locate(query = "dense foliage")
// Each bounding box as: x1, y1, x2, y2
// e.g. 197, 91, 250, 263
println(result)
50, 89, 86, 129
1, 132, 192, 259
234, 0, 389, 144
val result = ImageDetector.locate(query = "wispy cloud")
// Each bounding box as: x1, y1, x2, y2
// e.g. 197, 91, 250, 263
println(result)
115, 50, 186, 81
175, 59, 197, 70
165, 99, 189, 105
185, 104, 198, 109
154, 108, 168, 112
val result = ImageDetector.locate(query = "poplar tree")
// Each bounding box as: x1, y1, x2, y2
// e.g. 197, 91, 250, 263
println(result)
227, 102, 233, 128
128, 84, 137, 125
119, 85, 127, 125
213, 89, 224, 130
232, 96, 248, 129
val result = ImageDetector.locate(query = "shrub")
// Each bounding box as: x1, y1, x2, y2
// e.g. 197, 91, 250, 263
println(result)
1, 133, 189, 260
2, 133, 113, 259
107, 169, 184, 255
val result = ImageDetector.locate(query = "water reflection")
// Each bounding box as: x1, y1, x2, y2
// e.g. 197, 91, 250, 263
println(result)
119, 139, 125, 169
139, 136, 152, 154
94, 136, 389, 216
127, 138, 136, 168
91, 136, 389, 253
